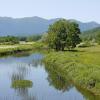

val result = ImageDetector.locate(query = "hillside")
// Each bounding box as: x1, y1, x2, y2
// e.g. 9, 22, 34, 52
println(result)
81, 27, 100, 39
0, 16, 100, 36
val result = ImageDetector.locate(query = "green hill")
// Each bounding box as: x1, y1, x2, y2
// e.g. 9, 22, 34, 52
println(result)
81, 27, 100, 40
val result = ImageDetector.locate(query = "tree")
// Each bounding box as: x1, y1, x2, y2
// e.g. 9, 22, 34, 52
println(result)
47, 19, 68, 51
66, 22, 81, 49
46, 19, 81, 51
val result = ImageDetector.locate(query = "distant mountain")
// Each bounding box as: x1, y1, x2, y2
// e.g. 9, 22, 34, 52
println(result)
76, 21, 100, 32
0, 16, 100, 36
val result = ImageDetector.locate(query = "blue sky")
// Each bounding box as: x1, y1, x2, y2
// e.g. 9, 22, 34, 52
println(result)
0, 0, 99, 23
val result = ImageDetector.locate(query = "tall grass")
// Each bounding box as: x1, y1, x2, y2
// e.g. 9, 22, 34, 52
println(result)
43, 45, 100, 95
0, 42, 45, 56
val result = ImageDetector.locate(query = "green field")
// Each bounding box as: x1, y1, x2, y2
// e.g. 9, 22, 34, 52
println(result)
0, 42, 45, 56
44, 45, 100, 95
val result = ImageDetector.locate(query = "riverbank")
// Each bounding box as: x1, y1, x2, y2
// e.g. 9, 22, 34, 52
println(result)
0, 42, 45, 56
43, 45, 100, 95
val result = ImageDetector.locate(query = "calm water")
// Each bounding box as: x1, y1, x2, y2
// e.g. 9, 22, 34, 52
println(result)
0, 52, 99, 100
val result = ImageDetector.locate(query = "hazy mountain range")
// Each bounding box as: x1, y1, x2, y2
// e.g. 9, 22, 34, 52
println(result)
0, 16, 100, 36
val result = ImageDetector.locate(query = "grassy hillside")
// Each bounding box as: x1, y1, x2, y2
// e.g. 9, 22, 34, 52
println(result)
81, 27, 100, 40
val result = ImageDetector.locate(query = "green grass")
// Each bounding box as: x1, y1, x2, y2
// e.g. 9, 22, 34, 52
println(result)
44, 45, 100, 95
12, 80, 33, 88
0, 42, 45, 56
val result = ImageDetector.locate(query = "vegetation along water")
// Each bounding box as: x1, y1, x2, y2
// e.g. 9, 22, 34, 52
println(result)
0, 19, 100, 100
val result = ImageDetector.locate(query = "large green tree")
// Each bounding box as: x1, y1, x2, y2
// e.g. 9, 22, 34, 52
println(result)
47, 19, 81, 51
66, 22, 81, 49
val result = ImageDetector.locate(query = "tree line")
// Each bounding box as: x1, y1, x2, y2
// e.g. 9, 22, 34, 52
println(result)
0, 35, 42, 44
0, 36, 19, 44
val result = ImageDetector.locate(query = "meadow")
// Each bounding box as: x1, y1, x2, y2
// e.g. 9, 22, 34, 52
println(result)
44, 45, 100, 95
0, 42, 45, 56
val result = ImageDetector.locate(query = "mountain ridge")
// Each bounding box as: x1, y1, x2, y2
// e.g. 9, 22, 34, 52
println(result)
0, 16, 100, 36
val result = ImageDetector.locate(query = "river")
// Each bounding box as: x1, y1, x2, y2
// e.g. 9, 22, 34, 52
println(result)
0, 52, 99, 100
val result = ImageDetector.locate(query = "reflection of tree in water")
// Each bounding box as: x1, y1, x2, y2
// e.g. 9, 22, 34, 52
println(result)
44, 64, 100, 100
31, 53, 43, 67
13, 51, 31, 58
14, 88, 36, 100
11, 64, 36, 100
31, 58, 43, 67
44, 65, 72, 92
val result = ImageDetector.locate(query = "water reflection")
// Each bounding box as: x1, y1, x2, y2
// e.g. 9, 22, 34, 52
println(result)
11, 64, 29, 81
45, 66, 72, 92
31, 53, 43, 67
44, 63, 100, 100
13, 51, 31, 58
11, 64, 35, 100
10, 53, 43, 100
14, 88, 36, 100
0, 52, 100, 100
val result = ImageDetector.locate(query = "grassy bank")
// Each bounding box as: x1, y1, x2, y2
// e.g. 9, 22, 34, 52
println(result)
44, 45, 100, 95
0, 42, 45, 56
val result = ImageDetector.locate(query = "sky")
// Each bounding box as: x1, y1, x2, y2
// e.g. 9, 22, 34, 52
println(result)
0, 0, 100, 23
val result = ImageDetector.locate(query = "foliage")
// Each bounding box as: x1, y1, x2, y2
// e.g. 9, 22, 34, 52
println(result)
66, 22, 81, 49
44, 53, 100, 99
45, 64, 72, 91
96, 33, 100, 44
40, 33, 48, 43
44, 45, 100, 95
81, 27, 100, 44
0, 36, 19, 44
26, 35, 42, 42
12, 80, 33, 88
18, 35, 42, 42
46, 19, 81, 51
0, 42, 45, 56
